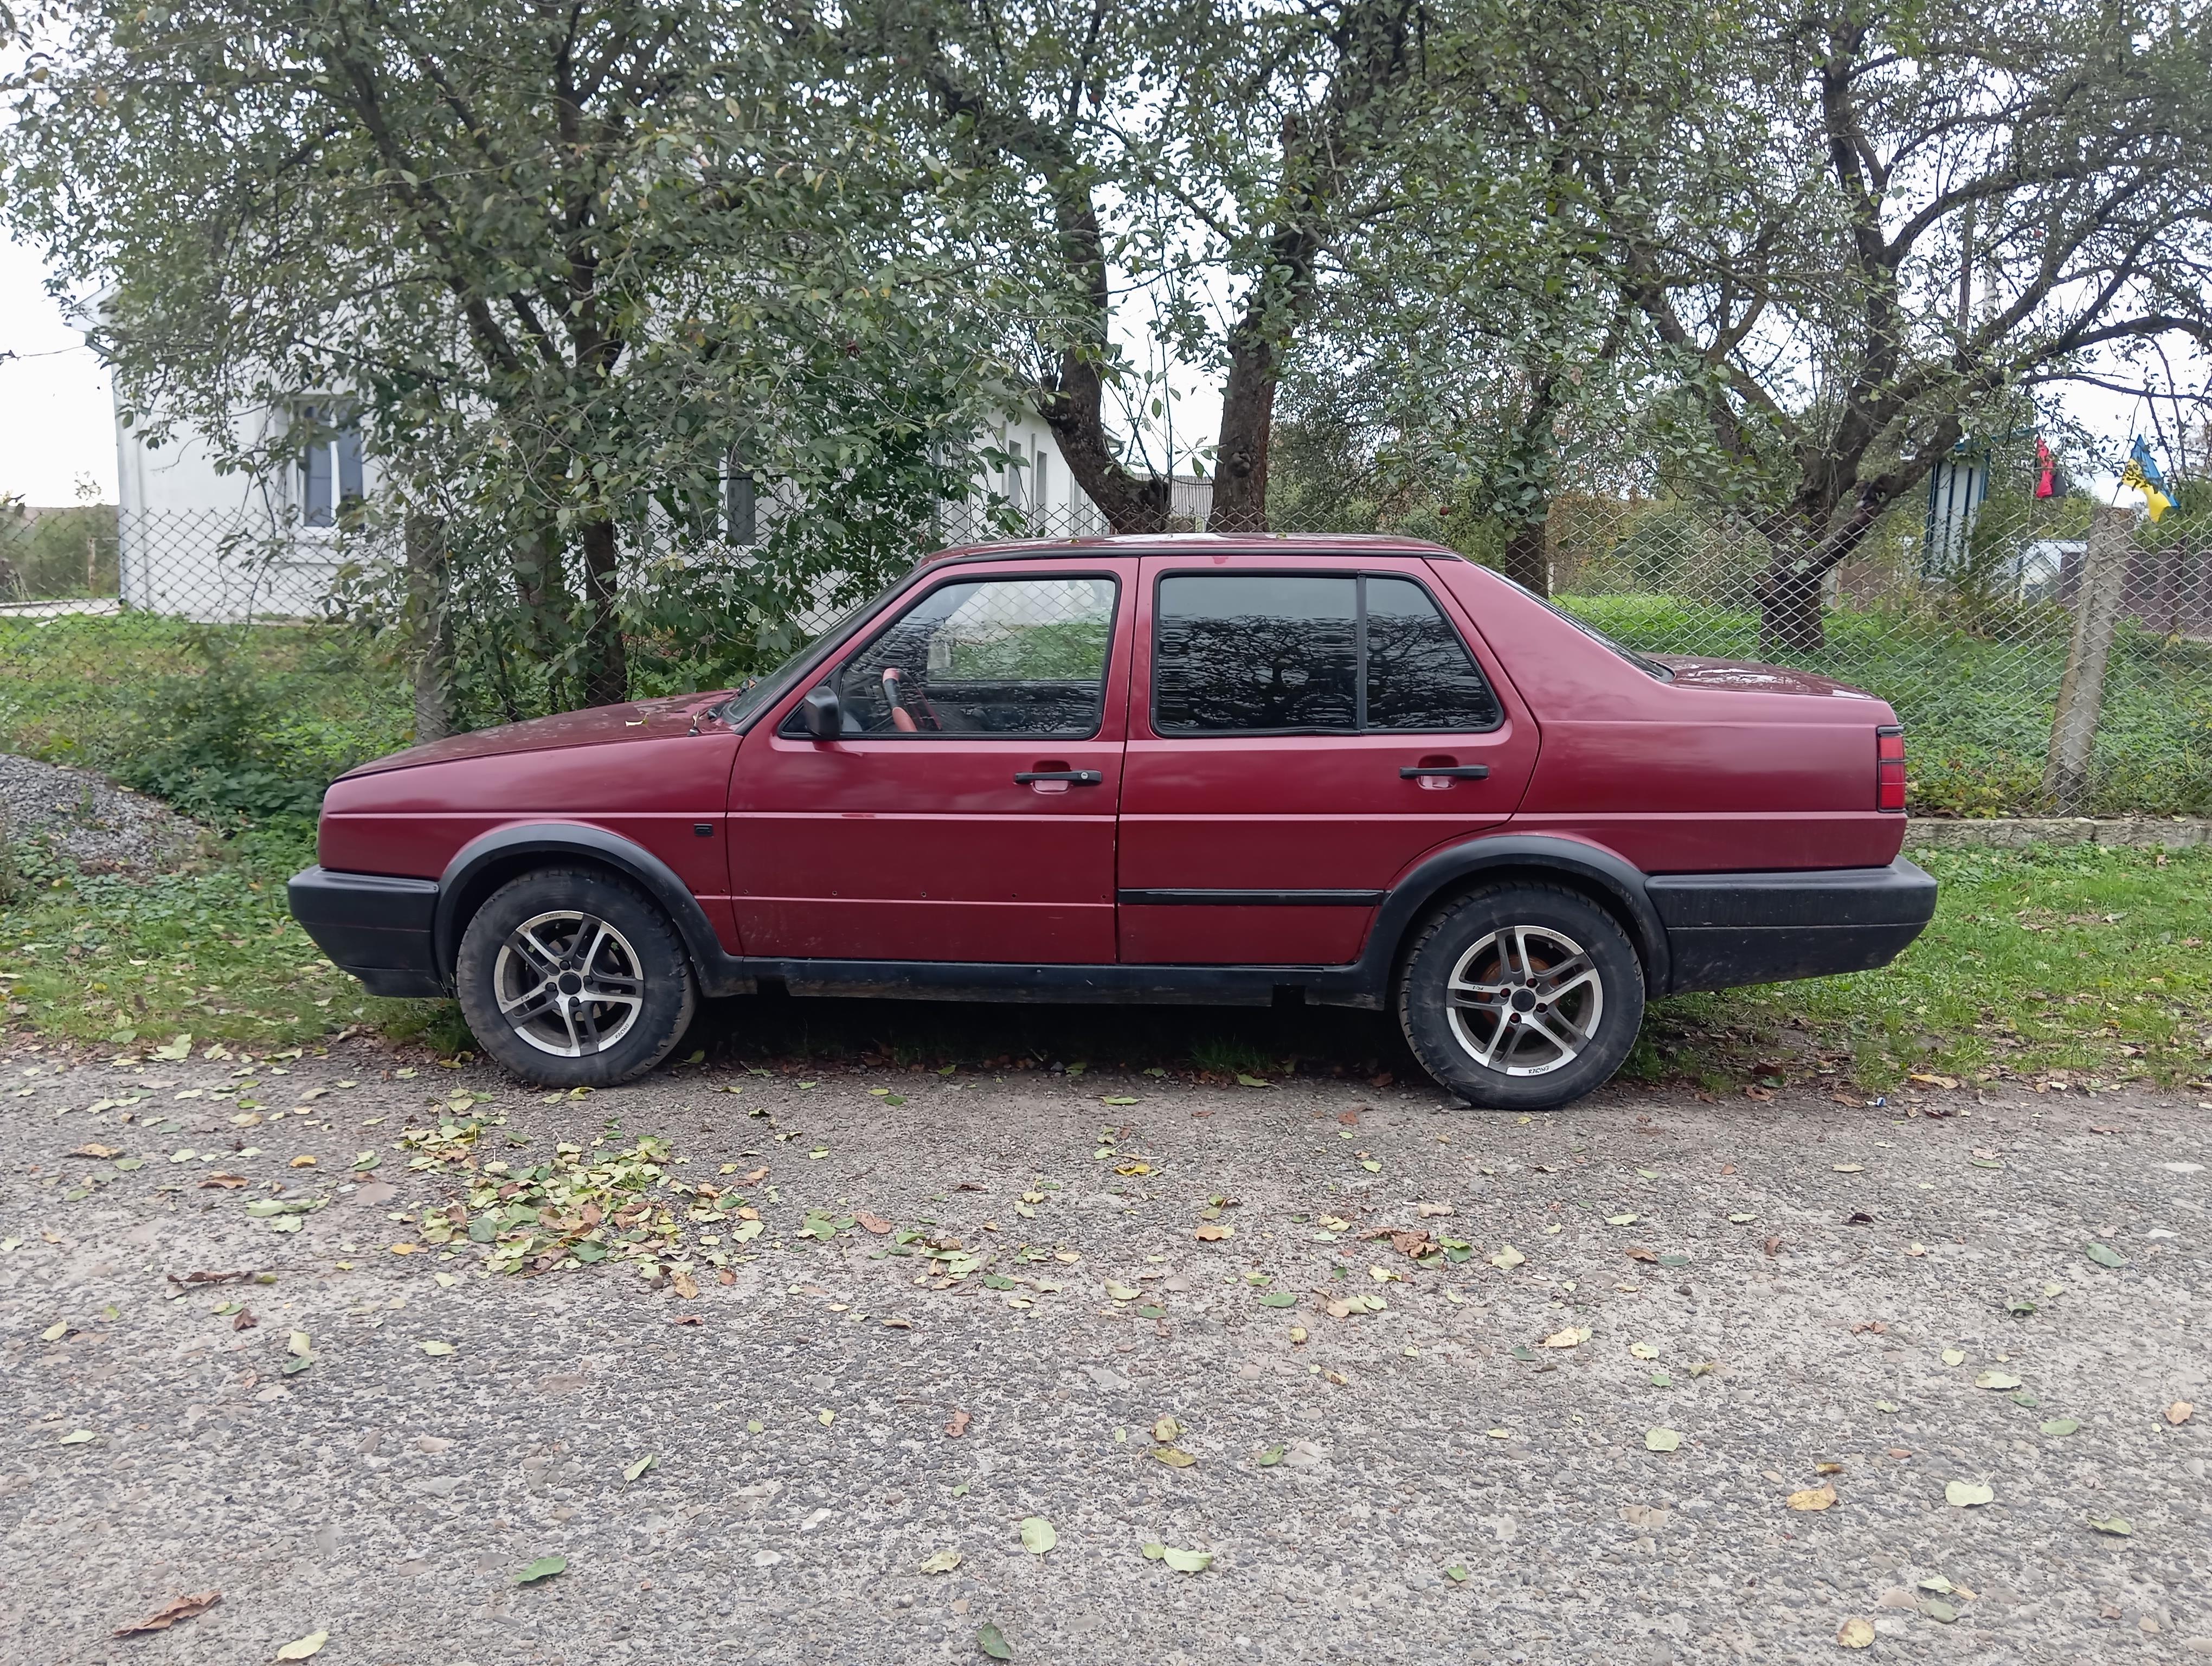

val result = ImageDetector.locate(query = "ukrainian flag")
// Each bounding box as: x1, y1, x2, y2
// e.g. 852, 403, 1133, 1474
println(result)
2120, 437, 2172, 522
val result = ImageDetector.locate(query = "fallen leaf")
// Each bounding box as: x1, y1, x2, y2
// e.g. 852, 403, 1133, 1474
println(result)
1159, 1546, 1213, 1574
1193, 1223, 1231, 1242
58, 1428, 97, 1445
1487, 1244, 1526, 1271
1763, 1236, 1783, 1257
1624, 1245, 1658, 1263
2085, 1242, 2126, 1269
1541, 1328, 1580, 1349
1018, 1516, 1057, 1555
1974, 1371, 2022, 1391
944, 1409, 971, 1438
975, 1622, 1013, 1661
1941, 1348, 1967, 1367
1944, 1481, 1994, 1508
1628, 1341, 1659, 1360
1786, 1481, 1838, 1511
2165, 1400, 2194, 1426
274, 1632, 329, 1660
919, 1549, 962, 1574
287, 1330, 312, 1359
1235, 1073, 1270, 1088
623, 1452, 658, 1482
1104, 1281, 1140, 1301
2086, 1514, 2133, 1536
1837, 1617, 1875, 1649
670, 1271, 699, 1299
856, 1212, 893, 1234
1152, 1415, 1180, 1443
419, 1340, 455, 1356
2039, 1417, 2081, 1436
289, 1156, 316, 1168
515, 1555, 567, 1584
1415, 1201, 1454, 1217
232, 1309, 258, 1331
1151, 1446, 1197, 1467
1606, 1212, 1639, 1225
1644, 1428, 1682, 1452
670, 1314, 704, 1327
70, 1143, 121, 1159
199, 1174, 248, 1189
111, 1591, 222, 1637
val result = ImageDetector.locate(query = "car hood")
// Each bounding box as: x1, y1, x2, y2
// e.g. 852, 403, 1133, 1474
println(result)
1650, 656, 1881, 700
341, 693, 734, 778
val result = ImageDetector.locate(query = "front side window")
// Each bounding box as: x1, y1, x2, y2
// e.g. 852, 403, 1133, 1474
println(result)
1153, 571, 1500, 734
787, 574, 1117, 738
295, 403, 364, 527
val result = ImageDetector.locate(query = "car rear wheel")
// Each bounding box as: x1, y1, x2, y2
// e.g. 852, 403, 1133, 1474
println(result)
1396, 881, 1644, 1111
455, 868, 698, 1088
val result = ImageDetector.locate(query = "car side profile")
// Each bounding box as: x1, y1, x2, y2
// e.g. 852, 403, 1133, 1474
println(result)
290, 535, 1937, 1110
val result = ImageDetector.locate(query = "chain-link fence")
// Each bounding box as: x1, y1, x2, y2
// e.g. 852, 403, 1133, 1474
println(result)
5, 488, 2207, 816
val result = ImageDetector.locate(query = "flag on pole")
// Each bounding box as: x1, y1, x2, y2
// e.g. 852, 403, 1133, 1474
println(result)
2033, 438, 2055, 499
2119, 437, 2172, 522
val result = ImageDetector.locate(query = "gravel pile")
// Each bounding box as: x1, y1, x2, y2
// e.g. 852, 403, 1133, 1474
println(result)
0, 751, 208, 876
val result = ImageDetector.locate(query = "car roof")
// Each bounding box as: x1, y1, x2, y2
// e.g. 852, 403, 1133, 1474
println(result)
921, 531, 1459, 566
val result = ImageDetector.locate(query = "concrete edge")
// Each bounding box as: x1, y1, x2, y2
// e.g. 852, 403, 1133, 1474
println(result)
1905, 816, 2211, 849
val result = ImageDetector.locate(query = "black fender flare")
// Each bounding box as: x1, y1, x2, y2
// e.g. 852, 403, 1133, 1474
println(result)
433, 823, 736, 988
1357, 833, 1670, 996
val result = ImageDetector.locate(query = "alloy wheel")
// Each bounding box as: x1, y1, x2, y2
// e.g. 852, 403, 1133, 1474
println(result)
492, 909, 646, 1058
1443, 924, 1605, 1077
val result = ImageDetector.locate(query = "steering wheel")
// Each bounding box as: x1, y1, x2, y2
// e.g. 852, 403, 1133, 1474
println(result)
879, 665, 940, 733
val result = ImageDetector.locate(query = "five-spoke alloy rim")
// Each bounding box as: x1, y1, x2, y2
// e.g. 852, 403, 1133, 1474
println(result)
1443, 925, 1604, 1077
492, 909, 646, 1058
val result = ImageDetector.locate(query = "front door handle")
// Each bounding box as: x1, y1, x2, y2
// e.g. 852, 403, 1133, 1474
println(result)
1399, 765, 1489, 780
1014, 770, 1105, 786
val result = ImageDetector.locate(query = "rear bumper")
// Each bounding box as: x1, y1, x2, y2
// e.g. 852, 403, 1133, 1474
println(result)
1649, 857, 1937, 994
288, 867, 446, 998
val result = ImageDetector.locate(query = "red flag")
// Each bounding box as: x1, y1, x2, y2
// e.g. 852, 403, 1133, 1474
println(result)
2034, 439, 2055, 498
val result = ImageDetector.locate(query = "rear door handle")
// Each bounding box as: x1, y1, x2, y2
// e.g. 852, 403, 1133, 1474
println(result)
1014, 770, 1104, 785
1400, 765, 1489, 780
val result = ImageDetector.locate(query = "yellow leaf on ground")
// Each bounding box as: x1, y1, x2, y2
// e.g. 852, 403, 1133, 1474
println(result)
1837, 1617, 1875, 1649
290, 1156, 317, 1168
1786, 1481, 1838, 1511
274, 1632, 329, 1661
1541, 1328, 1580, 1349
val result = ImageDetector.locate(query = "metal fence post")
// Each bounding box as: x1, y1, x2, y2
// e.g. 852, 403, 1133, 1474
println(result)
2041, 503, 2133, 813
405, 512, 454, 744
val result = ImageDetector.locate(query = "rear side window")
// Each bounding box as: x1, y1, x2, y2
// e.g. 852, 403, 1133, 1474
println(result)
1153, 572, 1500, 734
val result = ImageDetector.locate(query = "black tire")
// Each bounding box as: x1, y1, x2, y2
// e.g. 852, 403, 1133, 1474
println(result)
1396, 881, 1644, 1111
455, 867, 698, 1088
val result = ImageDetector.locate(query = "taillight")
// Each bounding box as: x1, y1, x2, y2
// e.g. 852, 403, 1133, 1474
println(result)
1876, 726, 1906, 811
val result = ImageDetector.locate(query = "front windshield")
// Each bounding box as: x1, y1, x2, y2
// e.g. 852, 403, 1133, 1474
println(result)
716, 575, 913, 728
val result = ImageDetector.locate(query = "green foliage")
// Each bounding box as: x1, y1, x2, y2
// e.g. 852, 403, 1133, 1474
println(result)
0, 503, 119, 600
0, 614, 410, 831
1636, 844, 2212, 1091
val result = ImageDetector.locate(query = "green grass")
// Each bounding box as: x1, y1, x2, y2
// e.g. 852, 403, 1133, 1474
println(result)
1635, 842, 2212, 1092
1566, 592, 2212, 817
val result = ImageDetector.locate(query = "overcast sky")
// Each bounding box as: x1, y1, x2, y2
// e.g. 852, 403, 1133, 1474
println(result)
0, 232, 2181, 508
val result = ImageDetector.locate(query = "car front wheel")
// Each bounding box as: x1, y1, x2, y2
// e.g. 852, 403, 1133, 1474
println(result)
455, 867, 698, 1088
1396, 881, 1644, 1111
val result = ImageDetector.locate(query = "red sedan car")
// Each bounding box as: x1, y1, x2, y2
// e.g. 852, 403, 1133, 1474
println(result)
291, 535, 1934, 1110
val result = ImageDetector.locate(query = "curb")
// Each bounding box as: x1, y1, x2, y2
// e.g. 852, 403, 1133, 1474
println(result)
1905, 817, 2211, 849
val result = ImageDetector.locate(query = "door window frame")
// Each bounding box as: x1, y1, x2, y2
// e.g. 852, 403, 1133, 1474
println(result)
777, 568, 1126, 743
1146, 567, 1503, 739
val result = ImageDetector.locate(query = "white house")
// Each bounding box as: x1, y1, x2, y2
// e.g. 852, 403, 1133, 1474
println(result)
113, 392, 378, 620
112, 382, 1212, 621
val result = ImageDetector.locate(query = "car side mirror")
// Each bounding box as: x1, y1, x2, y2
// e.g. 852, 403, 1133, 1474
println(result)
800, 685, 842, 740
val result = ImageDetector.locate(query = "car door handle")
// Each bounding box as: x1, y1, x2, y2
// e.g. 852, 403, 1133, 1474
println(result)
1014, 770, 1104, 786
1400, 765, 1489, 780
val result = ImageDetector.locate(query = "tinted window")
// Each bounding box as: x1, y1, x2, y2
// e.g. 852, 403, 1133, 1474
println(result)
1364, 575, 1503, 729
786, 575, 1116, 738
1154, 574, 1358, 733
1153, 572, 1499, 734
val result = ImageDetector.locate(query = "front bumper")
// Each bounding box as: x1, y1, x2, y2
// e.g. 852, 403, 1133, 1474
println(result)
288, 866, 446, 998
1649, 857, 1938, 994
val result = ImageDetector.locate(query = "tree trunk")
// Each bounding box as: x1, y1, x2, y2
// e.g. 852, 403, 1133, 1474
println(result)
404, 511, 454, 743
1211, 330, 1279, 533
1500, 514, 1549, 596
578, 516, 627, 709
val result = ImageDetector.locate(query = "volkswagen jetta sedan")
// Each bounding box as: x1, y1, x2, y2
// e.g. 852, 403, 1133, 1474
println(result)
290, 535, 1935, 1111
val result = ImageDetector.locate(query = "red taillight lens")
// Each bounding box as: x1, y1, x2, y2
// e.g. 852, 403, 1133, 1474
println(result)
1876, 726, 1906, 811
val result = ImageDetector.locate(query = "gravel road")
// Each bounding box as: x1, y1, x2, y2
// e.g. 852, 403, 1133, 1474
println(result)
2, 1016, 2206, 1665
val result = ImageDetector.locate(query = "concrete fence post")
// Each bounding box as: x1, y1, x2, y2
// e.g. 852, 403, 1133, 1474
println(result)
2042, 503, 2133, 813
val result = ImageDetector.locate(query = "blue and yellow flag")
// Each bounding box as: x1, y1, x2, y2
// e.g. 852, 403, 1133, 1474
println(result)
2120, 437, 2172, 522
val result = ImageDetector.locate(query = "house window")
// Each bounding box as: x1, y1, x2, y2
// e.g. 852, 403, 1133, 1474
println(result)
295, 404, 364, 527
